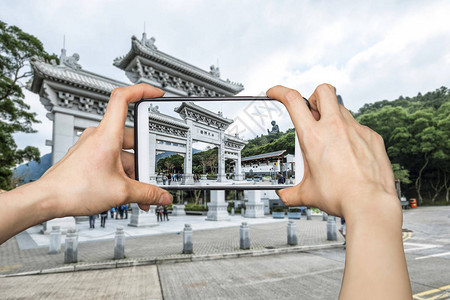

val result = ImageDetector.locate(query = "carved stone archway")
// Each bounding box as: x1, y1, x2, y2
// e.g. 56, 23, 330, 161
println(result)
29, 33, 245, 229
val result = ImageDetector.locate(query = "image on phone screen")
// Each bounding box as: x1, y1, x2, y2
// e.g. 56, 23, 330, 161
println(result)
135, 97, 303, 190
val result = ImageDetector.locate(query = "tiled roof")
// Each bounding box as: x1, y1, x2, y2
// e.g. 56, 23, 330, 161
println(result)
149, 112, 189, 128
30, 57, 128, 94
175, 101, 233, 124
114, 36, 244, 94
241, 150, 287, 162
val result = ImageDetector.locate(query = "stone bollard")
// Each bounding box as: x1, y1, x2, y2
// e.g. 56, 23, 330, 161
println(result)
49, 226, 62, 254
322, 212, 328, 221
287, 220, 298, 245
241, 209, 245, 217
327, 217, 337, 241
64, 228, 78, 263
183, 224, 193, 254
114, 226, 125, 259
231, 208, 235, 216
240, 222, 250, 250
306, 208, 312, 220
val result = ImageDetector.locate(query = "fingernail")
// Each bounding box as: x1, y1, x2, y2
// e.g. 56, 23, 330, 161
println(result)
159, 193, 171, 204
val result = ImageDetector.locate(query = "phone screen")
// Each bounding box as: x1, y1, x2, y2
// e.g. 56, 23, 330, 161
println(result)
135, 97, 303, 190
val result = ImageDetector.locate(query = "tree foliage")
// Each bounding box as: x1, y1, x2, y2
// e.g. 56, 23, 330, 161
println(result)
242, 128, 295, 157
0, 20, 57, 189
157, 154, 184, 173
355, 87, 450, 204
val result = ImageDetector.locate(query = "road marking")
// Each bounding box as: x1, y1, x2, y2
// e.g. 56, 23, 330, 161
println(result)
413, 284, 450, 299
404, 242, 442, 252
403, 232, 412, 241
415, 251, 450, 260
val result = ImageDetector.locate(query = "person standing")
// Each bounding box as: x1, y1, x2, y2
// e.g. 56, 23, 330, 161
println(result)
163, 205, 169, 221
89, 214, 96, 229
277, 172, 285, 184
100, 210, 108, 228
119, 205, 124, 219
110, 207, 114, 219
339, 217, 347, 247
124, 204, 129, 219
155, 206, 161, 222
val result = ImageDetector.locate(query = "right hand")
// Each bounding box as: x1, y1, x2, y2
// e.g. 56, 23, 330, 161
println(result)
267, 84, 399, 218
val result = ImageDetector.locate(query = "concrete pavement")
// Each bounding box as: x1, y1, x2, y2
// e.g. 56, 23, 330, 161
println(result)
0, 214, 343, 277
2, 207, 448, 299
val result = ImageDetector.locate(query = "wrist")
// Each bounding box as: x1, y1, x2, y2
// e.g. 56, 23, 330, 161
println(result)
341, 191, 402, 227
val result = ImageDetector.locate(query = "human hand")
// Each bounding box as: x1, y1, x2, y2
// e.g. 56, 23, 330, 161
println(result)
40, 84, 173, 218
267, 84, 398, 218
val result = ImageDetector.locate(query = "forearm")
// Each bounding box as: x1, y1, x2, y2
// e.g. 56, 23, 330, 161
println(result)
339, 194, 411, 299
0, 180, 59, 244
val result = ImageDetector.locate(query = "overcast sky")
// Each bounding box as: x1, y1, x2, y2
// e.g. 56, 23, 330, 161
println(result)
2, 0, 450, 156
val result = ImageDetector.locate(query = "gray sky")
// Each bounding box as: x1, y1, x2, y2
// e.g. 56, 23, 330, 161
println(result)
2, 0, 450, 156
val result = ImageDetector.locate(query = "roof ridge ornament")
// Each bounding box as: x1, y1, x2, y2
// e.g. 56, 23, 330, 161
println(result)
59, 48, 82, 70
141, 32, 157, 50
209, 65, 220, 78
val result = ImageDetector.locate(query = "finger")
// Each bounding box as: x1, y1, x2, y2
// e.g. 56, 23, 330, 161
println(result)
339, 105, 359, 125
123, 128, 134, 149
276, 178, 312, 207
121, 150, 135, 179
138, 204, 151, 211
308, 83, 341, 119
126, 179, 173, 206
99, 83, 164, 137
266, 85, 315, 135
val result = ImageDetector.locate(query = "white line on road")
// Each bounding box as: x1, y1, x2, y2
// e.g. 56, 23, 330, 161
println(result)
415, 251, 450, 260
228, 266, 345, 288
403, 242, 443, 252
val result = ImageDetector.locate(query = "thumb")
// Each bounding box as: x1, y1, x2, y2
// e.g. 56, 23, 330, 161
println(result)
276, 181, 310, 207
126, 179, 173, 208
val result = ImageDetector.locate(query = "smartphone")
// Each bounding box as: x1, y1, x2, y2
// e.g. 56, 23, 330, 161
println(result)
134, 96, 304, 190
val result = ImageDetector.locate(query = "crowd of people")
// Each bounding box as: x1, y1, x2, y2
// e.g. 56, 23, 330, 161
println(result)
89, 204, 129, 229
161, 173, 204, 185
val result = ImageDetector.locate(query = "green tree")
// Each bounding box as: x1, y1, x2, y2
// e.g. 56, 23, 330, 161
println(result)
356, 87, 450, 205
157, 154, 184, 173
0, 21, 57, 189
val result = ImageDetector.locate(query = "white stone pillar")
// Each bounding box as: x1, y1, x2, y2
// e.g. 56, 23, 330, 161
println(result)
149, 133, 157, 184
183, 119, 194, 184
52, 112, 75, 165
217, 130, 226, 182
206, 190, 229, 221
234, 151, 243, 181
244, 190, 264, 218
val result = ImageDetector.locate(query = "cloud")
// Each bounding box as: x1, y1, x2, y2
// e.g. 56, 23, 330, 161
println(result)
2, 0, 450, 156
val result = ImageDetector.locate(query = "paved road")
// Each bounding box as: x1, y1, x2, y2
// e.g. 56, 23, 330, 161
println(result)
1, 206, 449, 299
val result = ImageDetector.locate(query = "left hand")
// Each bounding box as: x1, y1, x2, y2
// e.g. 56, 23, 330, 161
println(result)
40, 83, 173, 217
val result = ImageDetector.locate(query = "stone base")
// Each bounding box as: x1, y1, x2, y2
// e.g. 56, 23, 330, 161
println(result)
233, 174, 244, 181
245, 203, 265, 218
182, 174, 194, 185
171, 205, 186, 216
206, 202, 230, 221
244, 190, 265, 218
216, 174, 227, 182
43, 217, 76, 234
128, 203, 159, 227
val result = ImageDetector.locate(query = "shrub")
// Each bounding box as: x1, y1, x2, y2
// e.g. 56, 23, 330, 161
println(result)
272, 207, 285, 213
184, 204, 208, 211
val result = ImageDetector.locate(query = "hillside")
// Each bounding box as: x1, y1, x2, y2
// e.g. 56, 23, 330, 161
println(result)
241, 128, 295, 158
13, 153, 52, 184
355, 86, 450, 204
